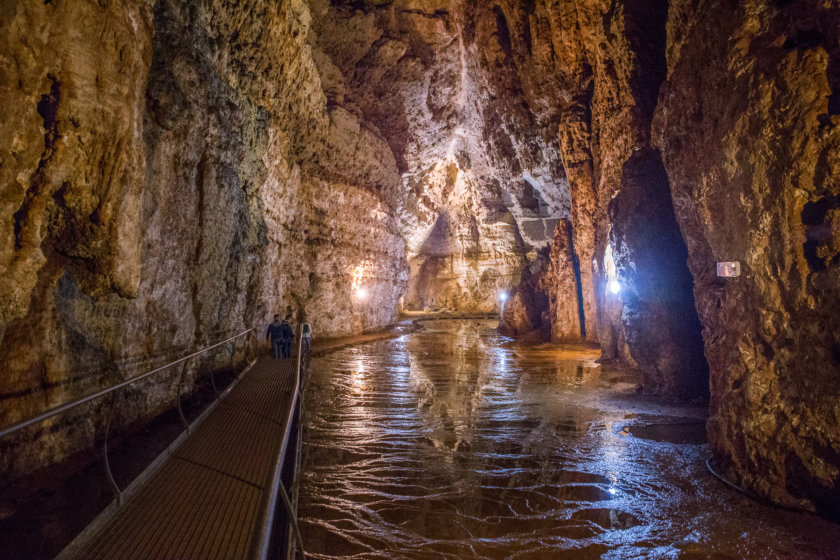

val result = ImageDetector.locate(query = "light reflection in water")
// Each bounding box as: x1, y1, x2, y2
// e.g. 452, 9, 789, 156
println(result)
298, 320, 840, 560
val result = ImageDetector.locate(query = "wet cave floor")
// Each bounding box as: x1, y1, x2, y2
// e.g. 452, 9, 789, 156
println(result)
298, 319, 840, 559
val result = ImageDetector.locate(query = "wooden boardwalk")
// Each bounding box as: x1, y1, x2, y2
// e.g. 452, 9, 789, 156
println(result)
58, 356, 299, 560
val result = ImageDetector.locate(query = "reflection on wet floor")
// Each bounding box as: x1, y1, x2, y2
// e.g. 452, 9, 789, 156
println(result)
298, 320, 840, 559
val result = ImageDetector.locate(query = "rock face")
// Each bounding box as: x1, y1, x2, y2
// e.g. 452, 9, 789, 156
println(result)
307, 0, 572, 312
0, 0, 571, 475
498, 247, 550, 340
609, 148, 708, 398
499, 219, 583, 343
0, 0, 838, 520
480, 0, 705, 396
654, 1, 840, 517
0, 0, 410, 475
544, 219, 585, 343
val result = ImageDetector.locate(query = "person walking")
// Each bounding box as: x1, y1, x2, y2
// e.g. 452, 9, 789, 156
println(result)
280, 317, 295, 359
301, 322, 312, 355
266, 314, 285, 359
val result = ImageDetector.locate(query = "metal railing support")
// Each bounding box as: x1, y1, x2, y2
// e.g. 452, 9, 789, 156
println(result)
102, 392, 123, 505
0, 328, 254, 440
249, 333, 308, 560
278, 484, 305, 557
175, 361, 190, 432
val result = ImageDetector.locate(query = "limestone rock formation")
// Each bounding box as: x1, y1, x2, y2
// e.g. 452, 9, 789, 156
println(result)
498, 248, 550, 340
0, 0, 838, 521
543, 219, 584, 343
654, 1, 840, 516
0, 0, 410, 475
307, 0, 571, 312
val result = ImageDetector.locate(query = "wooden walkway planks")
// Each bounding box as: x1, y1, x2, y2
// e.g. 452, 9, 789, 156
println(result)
60, 356, 298, 560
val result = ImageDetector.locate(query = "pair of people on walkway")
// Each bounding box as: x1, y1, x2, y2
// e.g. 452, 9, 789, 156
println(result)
266, 314, 295, 359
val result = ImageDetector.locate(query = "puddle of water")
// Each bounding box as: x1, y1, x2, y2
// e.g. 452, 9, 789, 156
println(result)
298, 319, 840, 559
626, 420, 708, 445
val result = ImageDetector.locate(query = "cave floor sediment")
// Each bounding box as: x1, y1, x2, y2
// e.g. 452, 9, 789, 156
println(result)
298, 319, 840, 559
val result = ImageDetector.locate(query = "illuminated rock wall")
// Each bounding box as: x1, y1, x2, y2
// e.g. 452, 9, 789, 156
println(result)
485, 0, 840, 514
1, 0, 838, 518
654, 1, 840, 517
307, 0, 572, 313
0, 0, 408, 475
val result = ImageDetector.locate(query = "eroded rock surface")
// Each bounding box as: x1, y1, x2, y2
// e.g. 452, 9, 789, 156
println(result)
0, 0, 409, 474
307, 0, 571, 312
0, 0, 838, 520
654, 1, 840, 516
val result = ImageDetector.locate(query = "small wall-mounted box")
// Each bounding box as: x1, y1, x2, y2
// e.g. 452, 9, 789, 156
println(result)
716, 261, 741, 278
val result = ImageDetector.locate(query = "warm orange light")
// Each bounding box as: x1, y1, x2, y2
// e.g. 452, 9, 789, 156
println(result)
351, 261, 371, 290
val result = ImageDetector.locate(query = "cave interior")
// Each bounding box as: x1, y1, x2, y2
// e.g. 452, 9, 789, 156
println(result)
0, 0, 839, 555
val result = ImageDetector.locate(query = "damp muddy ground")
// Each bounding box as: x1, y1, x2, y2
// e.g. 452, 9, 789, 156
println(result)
298, 319, 840, 559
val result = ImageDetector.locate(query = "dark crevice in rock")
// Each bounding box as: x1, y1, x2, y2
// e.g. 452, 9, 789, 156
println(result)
785, 448, 840, 522
570, 234, 586, 339
624, 0, 668, 121
399, 8, 449, 20
827, 56, 840, 116
831, 342, 840, 365
493, 5, 512, 59
782, 27, 823, 50
802, 194, 840, 272
609, 149, 708, 399
13, 74, 61, 251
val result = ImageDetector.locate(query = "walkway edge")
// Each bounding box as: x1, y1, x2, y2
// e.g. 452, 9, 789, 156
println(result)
55, 358, 258, 560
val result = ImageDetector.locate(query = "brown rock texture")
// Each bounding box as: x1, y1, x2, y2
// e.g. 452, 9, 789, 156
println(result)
609, 148, 708, 398
654, 1, 840, 516
0, 0, 410, 474
498, 248, 550, 340
307, 0, 572, 313
1, 0, 839, 519
543, 219, 584, 343
499, 219, 586, 342
0, 0, 574, 475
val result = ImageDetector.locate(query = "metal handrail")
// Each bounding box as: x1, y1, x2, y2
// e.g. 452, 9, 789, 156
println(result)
0, 328, 255, 439
250, 332, 307, 560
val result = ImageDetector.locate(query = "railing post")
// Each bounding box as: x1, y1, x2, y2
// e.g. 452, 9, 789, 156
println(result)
175, 361, 190, 432
102, 392, 123, 505
229, 338, 237, 384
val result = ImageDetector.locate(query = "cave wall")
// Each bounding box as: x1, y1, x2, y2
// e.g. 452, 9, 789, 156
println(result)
654, 0, 840, 517
486, 0, 840, 514
499, 219, 582, 343
1, 0, 838, 519
306, 0, 573, 312
480, 1, 705, 395
0, 0, 408, 475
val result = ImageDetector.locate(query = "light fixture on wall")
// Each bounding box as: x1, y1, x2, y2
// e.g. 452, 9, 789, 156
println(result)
356, 287, 368, 301
604, 243, 621, 297
499, 291, 508, 303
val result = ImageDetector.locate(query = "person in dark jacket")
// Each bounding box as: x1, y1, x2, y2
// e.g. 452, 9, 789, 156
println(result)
266, 314, 285, 359
280, 318, 294, 358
